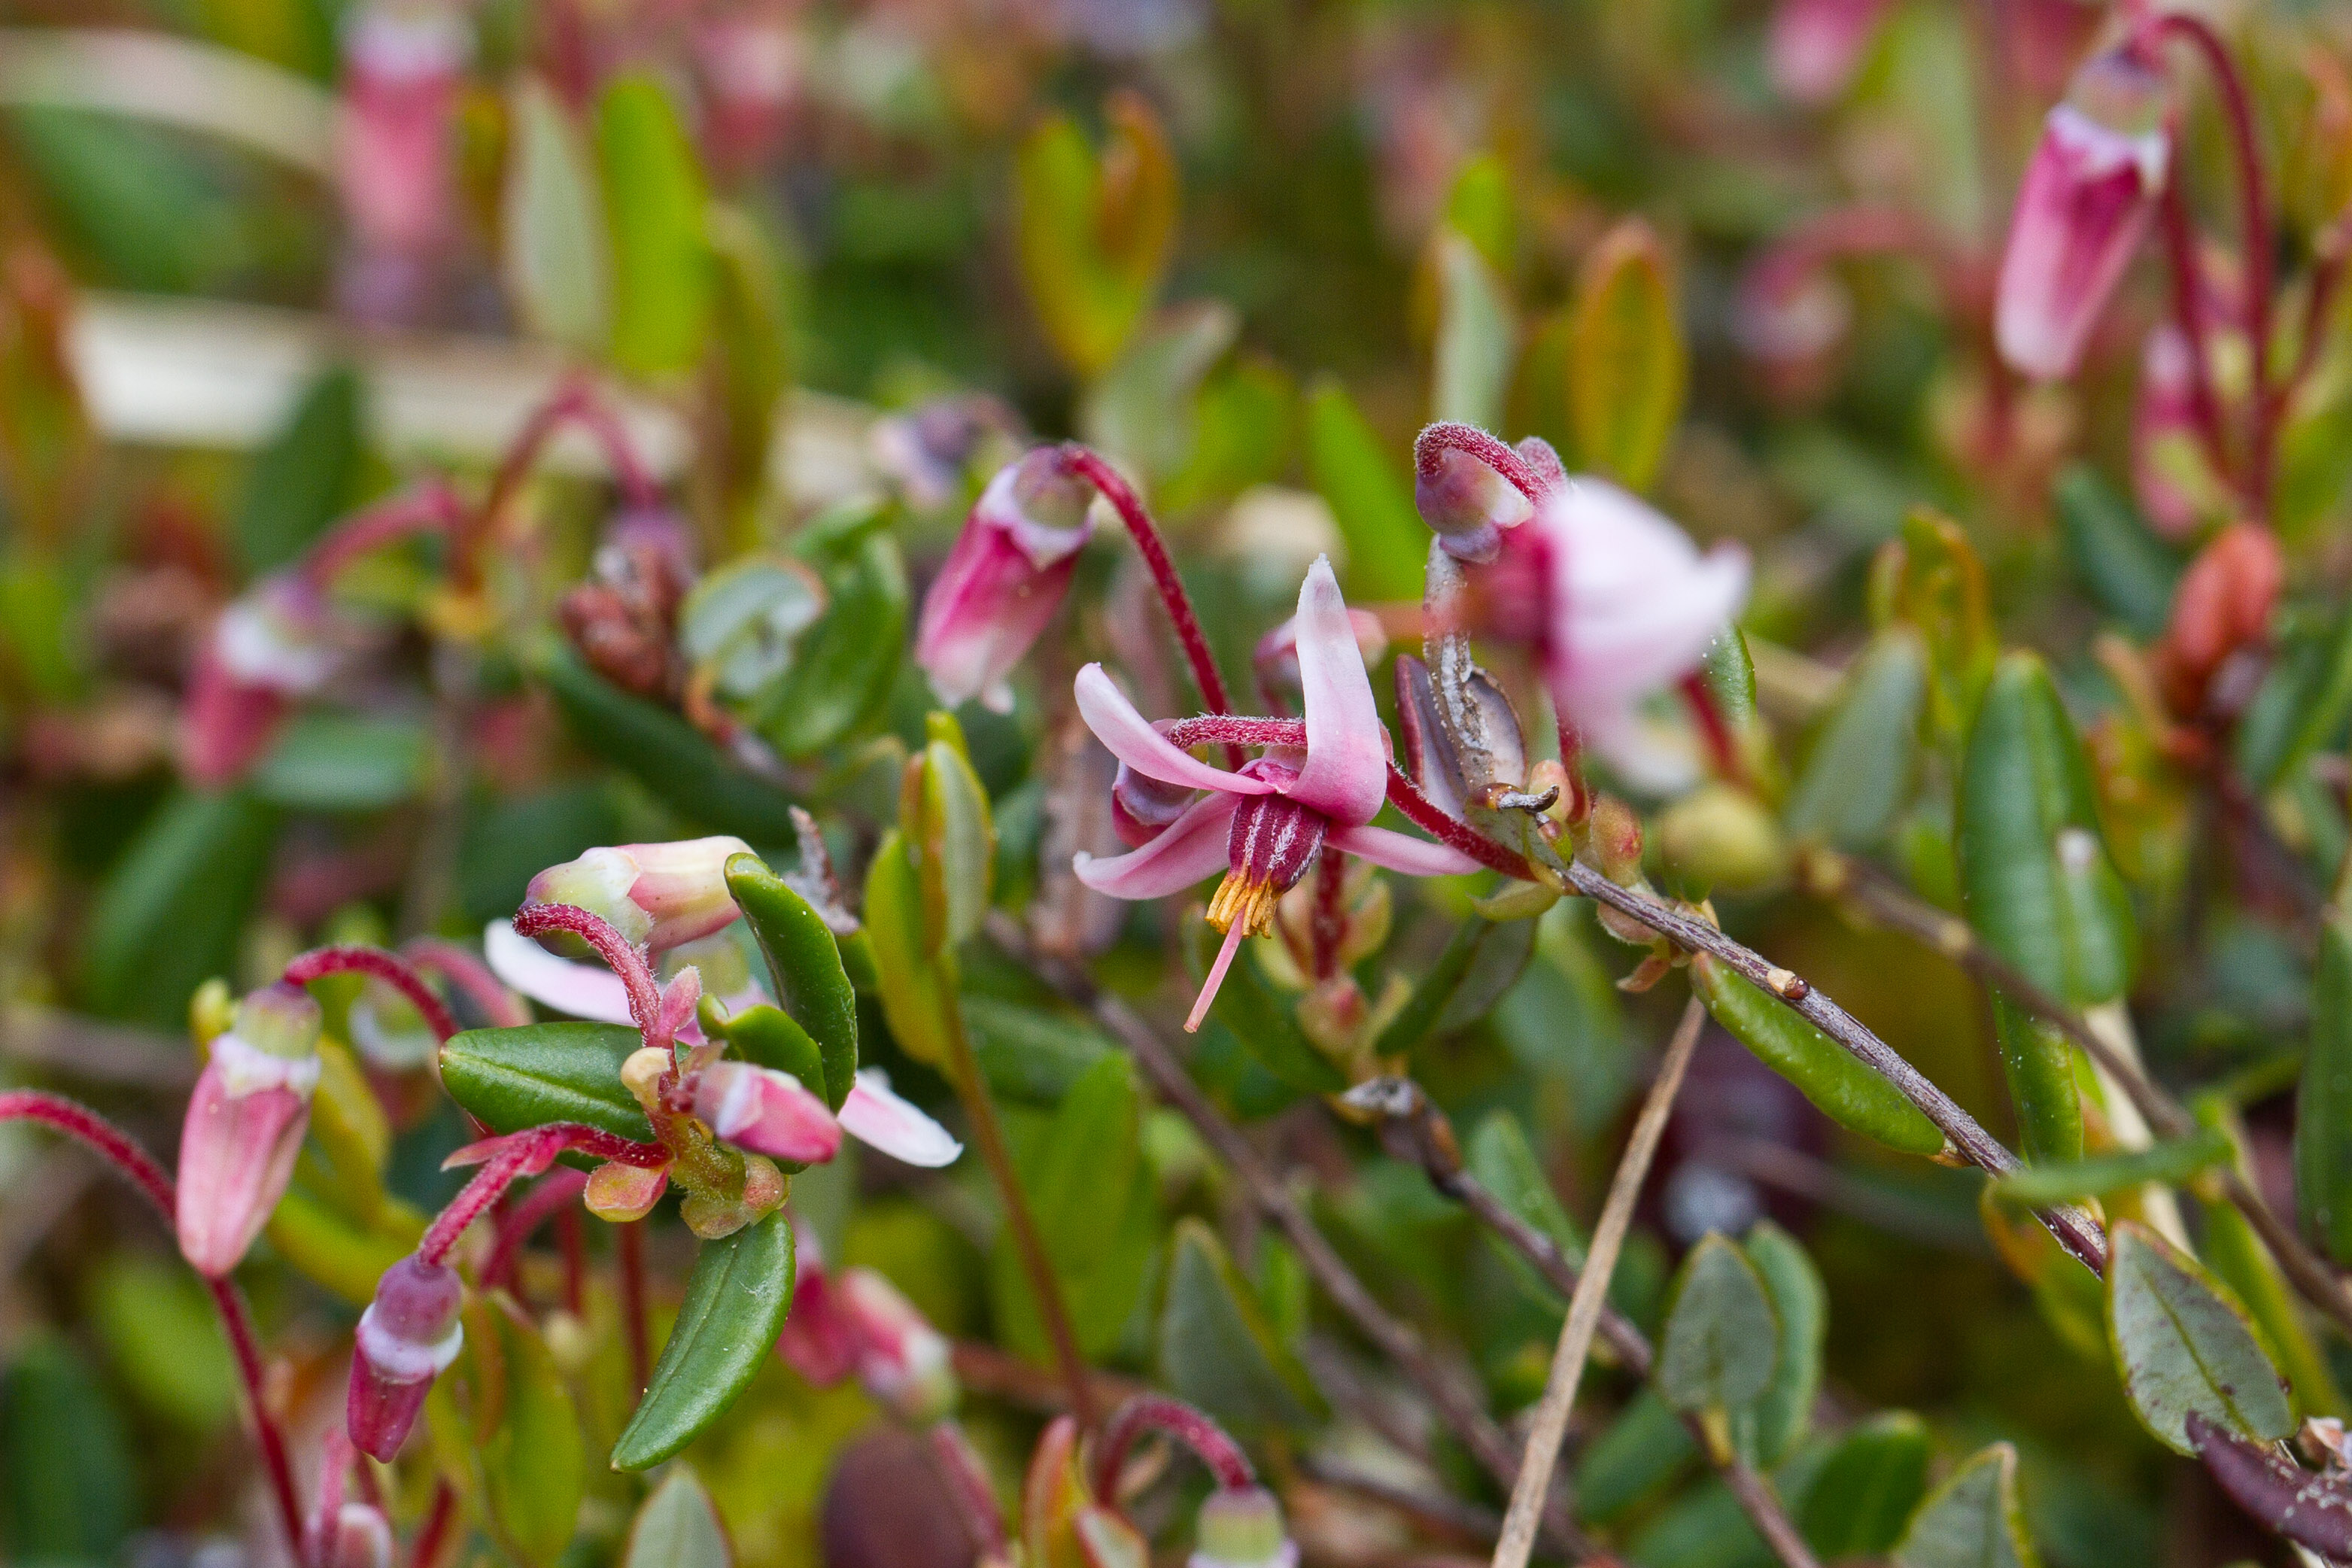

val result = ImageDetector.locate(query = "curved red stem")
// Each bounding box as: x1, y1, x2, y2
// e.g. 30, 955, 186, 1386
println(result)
1092, 1394, 1257, 1503
0, 1092, 304, 1558
299, 481, 467, 591
284, 945, 458, 1044
402, 937, 530, 1029
510, 902, 662, 1038
1384, 764, 1540, 880
460, 380, 662, 585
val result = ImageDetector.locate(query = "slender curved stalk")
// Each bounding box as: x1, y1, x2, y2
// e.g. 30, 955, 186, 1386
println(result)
2153, 175, 2241, 503
1492, 999, 1709, 1568
460, 379, 662, 586
0, 1092, 304, 1557
284, 944, 459, 1043
1093, 1393, 1257, 1499
298, 482, 467, 591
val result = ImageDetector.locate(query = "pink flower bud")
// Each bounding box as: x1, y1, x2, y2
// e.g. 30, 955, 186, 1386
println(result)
584, 1158, 670, 1222
175, 983, 323, 1278
339, 3, 468, 254
348, 1253, 465, 1460
326, 1503, 394, 1568
913, 449, 1096, 713
1414, 424, 1539, 562
523, 835, 750, 953
693, 1062, 843, 1165
1190, 1487, 1298, 1568
777, 1250, 861, 1387
1995, 48, 2171, 381
1767, 0, 1890, 105
839, 1267, 957, 1424
181, 575, 342, 786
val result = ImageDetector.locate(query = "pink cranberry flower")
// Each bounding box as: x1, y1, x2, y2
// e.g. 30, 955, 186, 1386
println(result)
524, 835, 752, 953
691, 1061, 843, 1165
181, 574, 345, 786
348, 1252, 463, 1460
1995, 47, 2171, 381
336, 0, 469, 324
913, 448, 1097, 712
1070, 558, 1479, 1030
780, 1235, 959, 1425
176, 983, 323, 1278
1767, 0, 1890, 105
481, 918, 962, 1168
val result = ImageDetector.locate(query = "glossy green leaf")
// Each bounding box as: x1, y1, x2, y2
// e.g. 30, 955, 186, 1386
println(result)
596, 73, 711, 378
1892, 1443, 2041, 1568
1181, 919, 1345, 1094
994, 1055, 1154, 1358
709, 1003, 824, 1089
251, 713, 430, 812
727, 853, 857, 1111
1689, 952, 1946, 1156
2053, 465, 2180, 640
760, 527, 907, 758
1655, 1232, 1779, 1415
439, 1023, 654, 1145
2301, 915, 2352, 1267
1569, 219, 1684, 492
624, 1467, 732, 1568
1430, 229, 1514, 432
538, 642, 801, 840
1989, 999, 2083, 1166
613, 1212, 796, 1469
81, 788, 277, 1028
916, 723, 995, 953
2107, 1220, 2293, 1453
503, 77, 610, 354
1743, 1220, 1825, 1464
484, 1304, 587, 1565
1304, 378, 1427, 602
1574, 1388, 1697, 1523
0, 1333, 135, 1566
236, 363, 363, 576
1784, 628, 1926, 850
1957, 652, 2136, 1006
1157, 1218, 1322, 1431
1799, 1411, 1931, 1559
863, 831, 956, 1071
1466, 1109, 1586, 1299
1990, 1125, 2233, 1205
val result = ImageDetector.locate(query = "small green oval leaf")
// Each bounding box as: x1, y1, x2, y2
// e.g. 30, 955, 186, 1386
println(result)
1569, 219, 1685, 492
612, 1211, 795, 1469
2107, 1220, 2293, 1454
862, 831, 956, 1071
624, 1467, 732, 1568
1798, 1410, 1931, 1560
595, 72, 711, 379
1784, 628, 1926, 851
1655, 1232, 1779, 1416
727, 852, 858, 1110
439, 1023, 653, 1145
1743, 1220, 1825, 1465
1892, 1442, 2040, 1568
1156, 1217, 1321, 1433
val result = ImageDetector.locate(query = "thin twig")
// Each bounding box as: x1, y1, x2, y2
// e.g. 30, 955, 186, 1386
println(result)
1807, 846, 2352, 1336
988, 913, 1593, 1559
1492, 998, 1706, 1568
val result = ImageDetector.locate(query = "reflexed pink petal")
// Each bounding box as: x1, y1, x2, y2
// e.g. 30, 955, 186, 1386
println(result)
1324, 823, 1482, 877
1285, 558, 1389, 827
1074, 665, 1272, 796
840, 1070, 962, 1167
1540, 482, 1750, 724
482, 919, 635, 1025
1073, 792, 1240, 899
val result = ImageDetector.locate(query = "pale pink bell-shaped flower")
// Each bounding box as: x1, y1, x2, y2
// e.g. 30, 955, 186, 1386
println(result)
181, 574, 344, 786
693, 1062, 844, 1164
348, 1252, 464, 1460
1071, 558, 1480, 1030
524, 835, 751, 953
1524, 481, 1750, 792
1995, 47, 2171, 381
339, 2, 468, 254
777, 1232, 862, 1387
482, 920, 964, 1167
1190, 1486, 1299, 1568
176, 983, 324, 1278
1412, 424, 1557, 561
913, 448, 1097, 712
1767, 0, 1891, 104
836, 1267, 958, 1424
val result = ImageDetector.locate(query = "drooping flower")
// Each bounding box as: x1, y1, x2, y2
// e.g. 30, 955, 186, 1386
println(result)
175, 983, 324, 1278
348, 1252, 464, 1460
181, 574, 346, 786
1995, 47, 2171, 381
913, 448, 1098, 713
482, 919, 962, 1168
1518, 481, 1751, 791
778, 1235, 960, 1424
1071, 558, 1480, 1030
523, 835, 750, 953
1412, 424, 1557, 562
336, 0, 469, 324
1190, 1486, 1299, 1568
1766, 0, 1891, 105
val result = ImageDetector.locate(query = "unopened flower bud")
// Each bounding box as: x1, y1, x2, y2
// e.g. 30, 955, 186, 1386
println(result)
1191, 1486, 1297, 1568
694, 1062, 843, 1165
1995, 47, 2171, 381
348, 1253, 464, 1460
1656, 782, 1790, 892
524, 836, 749, 953
326, 1502, 394, 1568
175, 983, 323, 1278
1588, 795, 1645, 886
839, 1267, 957, 1424
585, 1159, 669, 1222
1415, 424, 1538, 562
621, 1045, 670, 1108
914, 448, 1097, 713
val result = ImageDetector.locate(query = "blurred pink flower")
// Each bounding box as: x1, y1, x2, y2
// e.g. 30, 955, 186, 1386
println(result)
914, 448, 1097, 713
348, 1252, 465, 1460
175, 983, 322, 1278
181, 574, 343, 786
336, 2, 469, 324
524, 835, 751, 954
1995, 48, 2171, 381
781, 1238, 957, 1424
1767, 0, 1890, 104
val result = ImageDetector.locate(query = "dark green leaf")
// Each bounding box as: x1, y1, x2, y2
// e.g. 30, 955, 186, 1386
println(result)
1799, 1411, 1931, 1559
1655, 1232, 1779, 1415
2106, 1220, 2293, 1454
994, 1055, 1154, 1357
1157, 1218, 1321, 1431
236, 364, 365, 577
1743, 1220, 1825, 1464
612, 1211, 795, 1468
1785, 628, 1926, 850
0, 1333, 135, 1566
728, 853, 857, 1111
624, 1467, 731, 1568
2053, 465, 2181, 639
962, 995, 1112, 1102
759, 530, 907, 758
1990, 998, 2083, 1166
81, 788, 277, 1028
1376, 913, 1539, 1059
439, 1023, 654, 1146
2299, 916, 2352, 1266
1466, 1109, 1586, 1299
863, 831, 955, 1071
251, 713, 429, 812
1574, 1388, 1696, 1523
2235, 603, 2352, 793
1892, 1443, 2041, 1568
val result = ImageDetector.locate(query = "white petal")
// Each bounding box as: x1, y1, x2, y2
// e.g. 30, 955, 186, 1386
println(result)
482, 919, 637, 1026
840, 1069, 962, 1168
1074, 664, 1274, 797
1325, 822, 1483, 877
1287, 557, 1388, 826
1073, 792, 1240, 899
